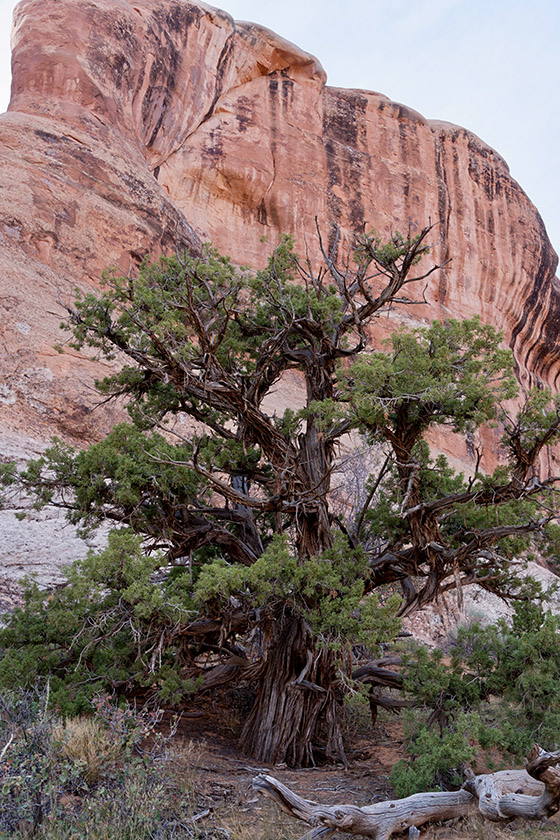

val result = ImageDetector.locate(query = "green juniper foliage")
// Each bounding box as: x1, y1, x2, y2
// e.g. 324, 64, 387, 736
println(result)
390, 601, 560, 796
0, 531, 200, 713
390, 713, 478, 798
194, 532, 402, 652
2, 227, 560, 766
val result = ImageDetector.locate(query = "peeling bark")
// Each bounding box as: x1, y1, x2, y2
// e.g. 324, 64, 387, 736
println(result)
239, 614, 346, 767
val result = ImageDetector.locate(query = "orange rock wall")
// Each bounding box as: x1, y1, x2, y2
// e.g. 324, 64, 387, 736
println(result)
0, 0, 558, 454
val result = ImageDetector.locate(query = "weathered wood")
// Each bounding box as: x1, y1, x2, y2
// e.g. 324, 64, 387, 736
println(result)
239, 615, 346, 767
254, 745, 560, 840
253, 774, 472, 840
464, 745, 560, 822
463, 768, 544, 821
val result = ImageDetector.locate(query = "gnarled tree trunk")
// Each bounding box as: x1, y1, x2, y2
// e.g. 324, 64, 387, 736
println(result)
239, 612, 346, 767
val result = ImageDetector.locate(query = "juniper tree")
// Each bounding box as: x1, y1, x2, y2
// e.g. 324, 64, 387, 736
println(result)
5, 225, 560, 767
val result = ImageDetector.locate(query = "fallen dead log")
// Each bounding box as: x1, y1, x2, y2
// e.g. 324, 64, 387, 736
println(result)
463, 745, 560, 822
253, 745, 560, 840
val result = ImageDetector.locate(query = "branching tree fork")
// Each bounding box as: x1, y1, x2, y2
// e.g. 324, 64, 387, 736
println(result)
9, 222, 560, 769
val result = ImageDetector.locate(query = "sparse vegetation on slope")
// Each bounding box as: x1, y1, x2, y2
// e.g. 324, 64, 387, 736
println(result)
0, 685, 201, 840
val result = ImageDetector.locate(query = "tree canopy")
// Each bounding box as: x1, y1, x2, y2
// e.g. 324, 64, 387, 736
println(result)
2, 225, 560, 768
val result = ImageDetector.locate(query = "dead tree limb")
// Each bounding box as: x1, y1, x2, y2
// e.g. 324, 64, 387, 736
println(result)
254, 774, 471, 840
254, 745, 560, 840
464, 744, 560, 822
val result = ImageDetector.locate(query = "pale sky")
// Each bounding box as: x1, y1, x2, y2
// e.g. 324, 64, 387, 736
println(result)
1, 0, 558, 257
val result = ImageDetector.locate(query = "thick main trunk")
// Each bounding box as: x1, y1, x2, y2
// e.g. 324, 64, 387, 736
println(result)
239, 614, 346, 767
239, 375, 341, 766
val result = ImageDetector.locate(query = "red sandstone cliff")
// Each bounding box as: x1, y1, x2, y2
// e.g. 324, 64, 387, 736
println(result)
0, 0, 558, 458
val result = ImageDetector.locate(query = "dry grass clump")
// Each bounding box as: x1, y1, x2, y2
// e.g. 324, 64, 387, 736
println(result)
53, 715, 124, 785
216, 799, 303, 840
166, 737, 204, 784
0, 686, 208, 838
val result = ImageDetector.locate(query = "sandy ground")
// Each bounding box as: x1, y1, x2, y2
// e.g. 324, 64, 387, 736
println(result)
168, 708, 560, 840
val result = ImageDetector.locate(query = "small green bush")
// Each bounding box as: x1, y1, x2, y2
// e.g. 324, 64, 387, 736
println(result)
390, 712, 477, 797
392, 601, 560, 796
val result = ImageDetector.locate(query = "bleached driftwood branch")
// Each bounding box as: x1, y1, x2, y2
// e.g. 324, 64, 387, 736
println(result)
253, 745, 560, 840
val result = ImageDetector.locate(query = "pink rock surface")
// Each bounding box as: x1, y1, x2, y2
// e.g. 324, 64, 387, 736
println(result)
0, 0, 558, 454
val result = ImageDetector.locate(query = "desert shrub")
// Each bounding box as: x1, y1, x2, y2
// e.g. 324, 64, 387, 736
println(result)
32, 766, 192, 840
392, 601, 560, 795
0, 685, 194, 839
453, 604, 560, 755
51, 695, 169, 787
0, 685, 79, 836
390, 712, 477, 797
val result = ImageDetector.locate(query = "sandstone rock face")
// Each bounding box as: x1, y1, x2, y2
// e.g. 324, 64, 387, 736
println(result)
0, 0, 559, 586
2, 0, 558, 451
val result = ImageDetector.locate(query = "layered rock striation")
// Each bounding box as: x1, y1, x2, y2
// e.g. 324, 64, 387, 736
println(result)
2, 0, 559, 453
